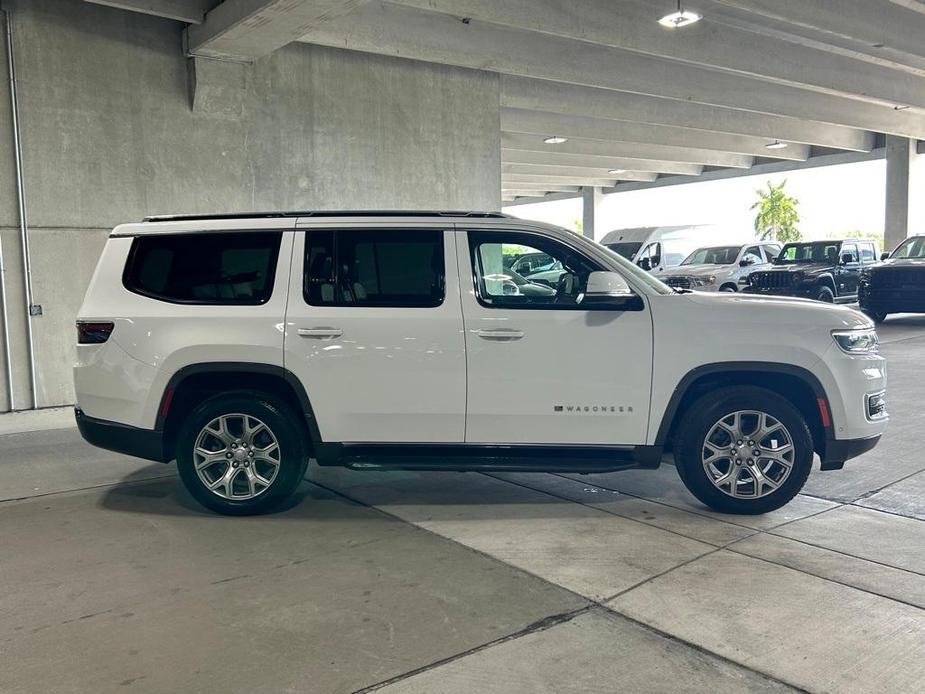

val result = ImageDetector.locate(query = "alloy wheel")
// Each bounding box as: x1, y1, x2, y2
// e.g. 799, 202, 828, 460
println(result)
701, 410, 795, 499
193, 413, 281, 500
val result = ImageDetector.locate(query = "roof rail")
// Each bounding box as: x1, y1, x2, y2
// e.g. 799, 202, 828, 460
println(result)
142, 210, 510, 223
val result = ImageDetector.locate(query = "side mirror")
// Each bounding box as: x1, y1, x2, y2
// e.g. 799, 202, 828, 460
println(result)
841, 253, 855, 265
651, 256, 662, 268
638, 258, 651, 271
880, 252, 891, 261
739, 257, 755, 267
769, 256, 780, 265
583, 271, 643, 311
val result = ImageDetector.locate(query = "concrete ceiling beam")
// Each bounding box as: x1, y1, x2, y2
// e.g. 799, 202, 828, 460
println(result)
502, 150, 703, 176
501, 76, 874, 153
298, 2, 925, 138
503, 175, 618, 187
83, 0, 213, 23
389, 0, 925, 111
187, 0, 368, 61
502, 132, 754, 169
503, 164, 659, 182
708, 0, 925, 64
502, 109, 810, 161
502, 184, 580, 193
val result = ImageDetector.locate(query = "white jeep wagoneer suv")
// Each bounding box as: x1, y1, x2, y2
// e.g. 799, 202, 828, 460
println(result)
75, 211, 888, 516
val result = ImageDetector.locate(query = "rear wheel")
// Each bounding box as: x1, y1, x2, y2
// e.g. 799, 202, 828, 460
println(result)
675, 386, 814, 514
815, 286, 835, 303
176, 392, 308, 515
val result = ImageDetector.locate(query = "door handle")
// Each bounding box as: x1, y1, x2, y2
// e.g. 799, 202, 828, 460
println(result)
475, 328, 524, 341
298, 327, 343, 339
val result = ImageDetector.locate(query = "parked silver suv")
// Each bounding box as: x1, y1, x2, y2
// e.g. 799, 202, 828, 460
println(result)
659, 243, 781, 292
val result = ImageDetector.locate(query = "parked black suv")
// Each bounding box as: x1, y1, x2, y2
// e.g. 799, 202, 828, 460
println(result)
859, 235, 925, 322
742, 239, 879, 303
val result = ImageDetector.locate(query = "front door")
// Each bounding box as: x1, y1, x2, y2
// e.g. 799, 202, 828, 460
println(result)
285, 227, 466, 443
457, 230, 654, 446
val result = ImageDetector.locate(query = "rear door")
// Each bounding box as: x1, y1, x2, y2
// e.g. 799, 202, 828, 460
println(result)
457, 229, 653, 445
284, 226, 466, 443
839, 243, 861, 296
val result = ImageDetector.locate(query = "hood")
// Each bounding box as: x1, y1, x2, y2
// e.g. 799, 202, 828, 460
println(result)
684, 291, 873, 330
873, 258, 925, 270
659, 263, 729, 278
759, 263, 832, 275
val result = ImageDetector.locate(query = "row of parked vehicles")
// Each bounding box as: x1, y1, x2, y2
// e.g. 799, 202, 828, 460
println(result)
590, 225, 925, 322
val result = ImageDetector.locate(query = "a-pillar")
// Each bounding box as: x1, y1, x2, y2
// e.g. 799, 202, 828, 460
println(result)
884, 135, 924, 253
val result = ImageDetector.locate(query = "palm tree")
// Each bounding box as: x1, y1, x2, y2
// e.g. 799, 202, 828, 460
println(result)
752, 181, 801, 243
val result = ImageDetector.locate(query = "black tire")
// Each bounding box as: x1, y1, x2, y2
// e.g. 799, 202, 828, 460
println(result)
674, 386, 814, 515
719, 284, 738, 293
176, 391, 309, 515
814, 286, 835, 303
863, 309, 888, 324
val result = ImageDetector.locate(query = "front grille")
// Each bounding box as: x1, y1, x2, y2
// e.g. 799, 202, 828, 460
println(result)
749, 271, 795, 289
665, 276, 692, 289
867, 269, 925, 289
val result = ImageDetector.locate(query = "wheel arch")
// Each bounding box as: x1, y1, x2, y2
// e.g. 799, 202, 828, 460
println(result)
655, 362, 833, 463
156, 363, 321, 462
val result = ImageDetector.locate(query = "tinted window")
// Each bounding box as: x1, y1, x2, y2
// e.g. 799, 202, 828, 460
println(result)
778, 242, 841, 264
470, 232, 604, 309
304, 230, 444, 308
124, 231, 282, 305
859, 243, 876, 262
681, 246, 741, 265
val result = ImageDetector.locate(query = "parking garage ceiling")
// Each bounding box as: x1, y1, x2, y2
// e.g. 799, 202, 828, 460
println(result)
91, 0, 925, 202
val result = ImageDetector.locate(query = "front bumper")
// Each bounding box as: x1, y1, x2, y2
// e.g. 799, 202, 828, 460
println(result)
820, 435, 881, 470
75, 408, 169, 463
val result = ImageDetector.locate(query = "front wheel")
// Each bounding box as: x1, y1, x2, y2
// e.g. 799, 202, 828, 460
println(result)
674, 386, 814, 514
815, 286, 835, 303
176, 392, 309, 515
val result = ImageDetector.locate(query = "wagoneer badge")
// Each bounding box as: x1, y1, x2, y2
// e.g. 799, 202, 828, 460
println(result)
554, 405, 634, 414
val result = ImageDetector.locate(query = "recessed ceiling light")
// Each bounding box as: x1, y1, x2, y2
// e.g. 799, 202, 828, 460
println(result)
766, 140, 788, 150
543, 136, 568, 144
659, 1, 701, 28
608, 169, 626, 175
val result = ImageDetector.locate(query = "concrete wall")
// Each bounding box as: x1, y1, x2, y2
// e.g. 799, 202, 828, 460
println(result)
0, 0, 501, 411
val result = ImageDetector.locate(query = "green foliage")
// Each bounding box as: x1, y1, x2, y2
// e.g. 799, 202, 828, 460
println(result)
751, 180, 801, 243
570, 217, 584, 235
838, 229, 884, 250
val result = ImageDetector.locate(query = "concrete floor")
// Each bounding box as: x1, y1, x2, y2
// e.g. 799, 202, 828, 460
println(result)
2, 317, 925, 693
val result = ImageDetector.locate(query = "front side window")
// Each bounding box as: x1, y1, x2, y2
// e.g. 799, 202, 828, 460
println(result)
858, 242, 876, 262
842, 244, 859, 263
304, 229, 444, 308
123, 231, 282, 305
470, 233, 606, 309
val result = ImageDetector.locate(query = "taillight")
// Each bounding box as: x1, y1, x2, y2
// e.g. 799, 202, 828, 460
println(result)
77, 321, 114, 344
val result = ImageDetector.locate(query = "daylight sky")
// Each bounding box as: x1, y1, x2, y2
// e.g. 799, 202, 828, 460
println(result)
504, 159, 887, 244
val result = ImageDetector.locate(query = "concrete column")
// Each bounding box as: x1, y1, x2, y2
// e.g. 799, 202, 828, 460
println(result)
581, 186, 603, 241
884, 135, 923, 253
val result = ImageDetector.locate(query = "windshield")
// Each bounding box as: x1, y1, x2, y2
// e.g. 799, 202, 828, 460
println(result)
681, 246, 741, 266
892, 237, 925, 259
604, 241, 643, 260
777, 241, 841, 264
575, 236, 674, 296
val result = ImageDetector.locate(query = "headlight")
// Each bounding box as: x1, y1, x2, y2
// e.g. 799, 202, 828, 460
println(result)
832, 328, 879, 354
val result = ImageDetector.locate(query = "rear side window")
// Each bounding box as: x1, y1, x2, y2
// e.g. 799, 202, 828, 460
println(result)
304, 229, 444, 308
859, 243, 876, 263
124, 231, 282, 305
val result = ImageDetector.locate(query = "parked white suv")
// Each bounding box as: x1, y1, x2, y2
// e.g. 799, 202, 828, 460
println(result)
659, 243, 781, 292
75, 211, 888, 516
